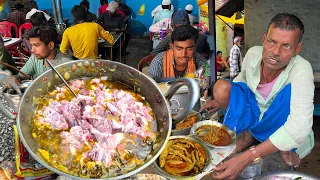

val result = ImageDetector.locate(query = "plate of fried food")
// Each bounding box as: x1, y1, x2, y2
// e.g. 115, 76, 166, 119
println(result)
190, 120, 236, 148
171, 110, 202, 135
153, 136, 212, 179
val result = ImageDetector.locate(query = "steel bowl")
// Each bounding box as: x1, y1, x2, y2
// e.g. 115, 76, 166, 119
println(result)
254, 170, 319, 180
190, 120, 236, 148
153, 135, 212, 180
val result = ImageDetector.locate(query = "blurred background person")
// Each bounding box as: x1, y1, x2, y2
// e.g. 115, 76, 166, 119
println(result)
151, 0, 174, 18
115, 0, 131, 16
98, 1, 125, 32
60, 5, 114, 59
80, 0, 97, 22
185, 4, 195, 25
98, 0, 108, 16
26, 0, 51, 21
152, 0, 173, 24
30, 12, 48, 27
6, 3, 26, 27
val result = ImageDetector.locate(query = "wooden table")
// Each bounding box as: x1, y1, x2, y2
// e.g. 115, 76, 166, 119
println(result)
98, 32, 123, 62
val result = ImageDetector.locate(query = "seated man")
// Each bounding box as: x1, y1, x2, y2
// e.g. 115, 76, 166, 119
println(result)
151, 10, 210, 58
80, 0, 97, 22
26, 1, 51, 21
30, 12, 48, 27
216, 50, 229, 72
151, 0, 174, 18
148, 25, 207, 82
7, 3, 26, 27
98, 0, 126, 18
0, 37, 18, 75
115, 0, 132, 16
60, 5, 114, 60
15, 26, 72, 82
201, 13, 314, 179
98, 0, 108, 16
98, 1, 125, 32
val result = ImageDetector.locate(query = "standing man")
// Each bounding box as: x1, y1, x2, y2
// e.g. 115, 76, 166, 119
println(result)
148, 25, 206, 82
152, 1, 173, 24
7, 3, 26, 27
80, 0, 97, 22
151, 0, 174, 18
229, 36, 242, 80
201, 13, 314, 179
60, 5, 114, 59
15, 26, 71, 81
185, 4, 195, 25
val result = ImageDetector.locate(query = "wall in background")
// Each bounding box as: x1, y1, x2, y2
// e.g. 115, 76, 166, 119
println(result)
245, 0, 320, 71
36, 0, 199, 36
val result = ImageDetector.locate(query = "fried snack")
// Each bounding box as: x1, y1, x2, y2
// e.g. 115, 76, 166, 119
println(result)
196, 125, 231, 146
175, 115, 197, 130
159, 138, 207, 176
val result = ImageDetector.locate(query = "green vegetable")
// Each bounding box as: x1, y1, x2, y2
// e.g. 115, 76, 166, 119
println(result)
294, 177, 302, 180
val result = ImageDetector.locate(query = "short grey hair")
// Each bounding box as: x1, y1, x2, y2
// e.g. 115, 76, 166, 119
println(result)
268, 13, 304, 42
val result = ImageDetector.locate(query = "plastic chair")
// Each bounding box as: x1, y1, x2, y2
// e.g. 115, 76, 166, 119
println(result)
18, 23, 33, 38
18, 23, 33, 56
0, 21, 18, 38
137, 54, 156, 72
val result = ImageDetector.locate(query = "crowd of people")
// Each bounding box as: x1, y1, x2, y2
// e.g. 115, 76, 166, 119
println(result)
0, 1, 315, 179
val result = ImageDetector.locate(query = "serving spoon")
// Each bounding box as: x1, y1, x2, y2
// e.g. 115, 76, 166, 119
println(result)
46, 60, 78, 98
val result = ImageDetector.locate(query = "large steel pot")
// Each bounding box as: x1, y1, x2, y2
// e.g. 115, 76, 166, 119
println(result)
16, 60, 199, 179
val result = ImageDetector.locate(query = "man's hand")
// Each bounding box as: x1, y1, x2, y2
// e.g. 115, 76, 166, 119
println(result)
213, 151, 252, 179
166, 28, 172, 35
199, 100, 220, 114
6, 76, 21, 88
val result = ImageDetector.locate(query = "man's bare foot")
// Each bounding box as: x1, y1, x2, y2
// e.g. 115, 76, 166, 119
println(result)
232, 130, 255, 154
280, 151, 300, 167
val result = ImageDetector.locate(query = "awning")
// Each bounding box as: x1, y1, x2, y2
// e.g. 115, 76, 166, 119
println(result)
215, 0, 244, 17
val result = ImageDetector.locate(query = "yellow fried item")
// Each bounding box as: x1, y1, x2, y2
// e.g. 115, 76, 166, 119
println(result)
159, 138, 207, 176
163, 160, 195, 175
159, 141, 173, 167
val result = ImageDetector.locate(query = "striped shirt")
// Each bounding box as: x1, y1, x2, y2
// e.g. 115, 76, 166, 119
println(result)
229, 44, 241, 79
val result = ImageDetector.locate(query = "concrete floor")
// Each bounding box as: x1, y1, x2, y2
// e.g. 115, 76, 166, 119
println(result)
125, 37, 320, 178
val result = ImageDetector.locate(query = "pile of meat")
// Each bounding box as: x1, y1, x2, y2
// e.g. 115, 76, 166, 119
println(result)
33, 78, 157, 177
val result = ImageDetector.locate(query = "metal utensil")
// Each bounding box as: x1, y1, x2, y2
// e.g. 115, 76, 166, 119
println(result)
45, 60, 77, 98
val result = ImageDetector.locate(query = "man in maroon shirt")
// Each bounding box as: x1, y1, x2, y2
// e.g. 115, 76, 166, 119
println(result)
98, 0, 126, 18
7, 3, 26, 27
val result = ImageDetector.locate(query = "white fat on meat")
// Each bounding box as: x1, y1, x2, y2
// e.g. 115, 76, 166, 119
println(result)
86, 133, 124, 166
60, 126, 92, 153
